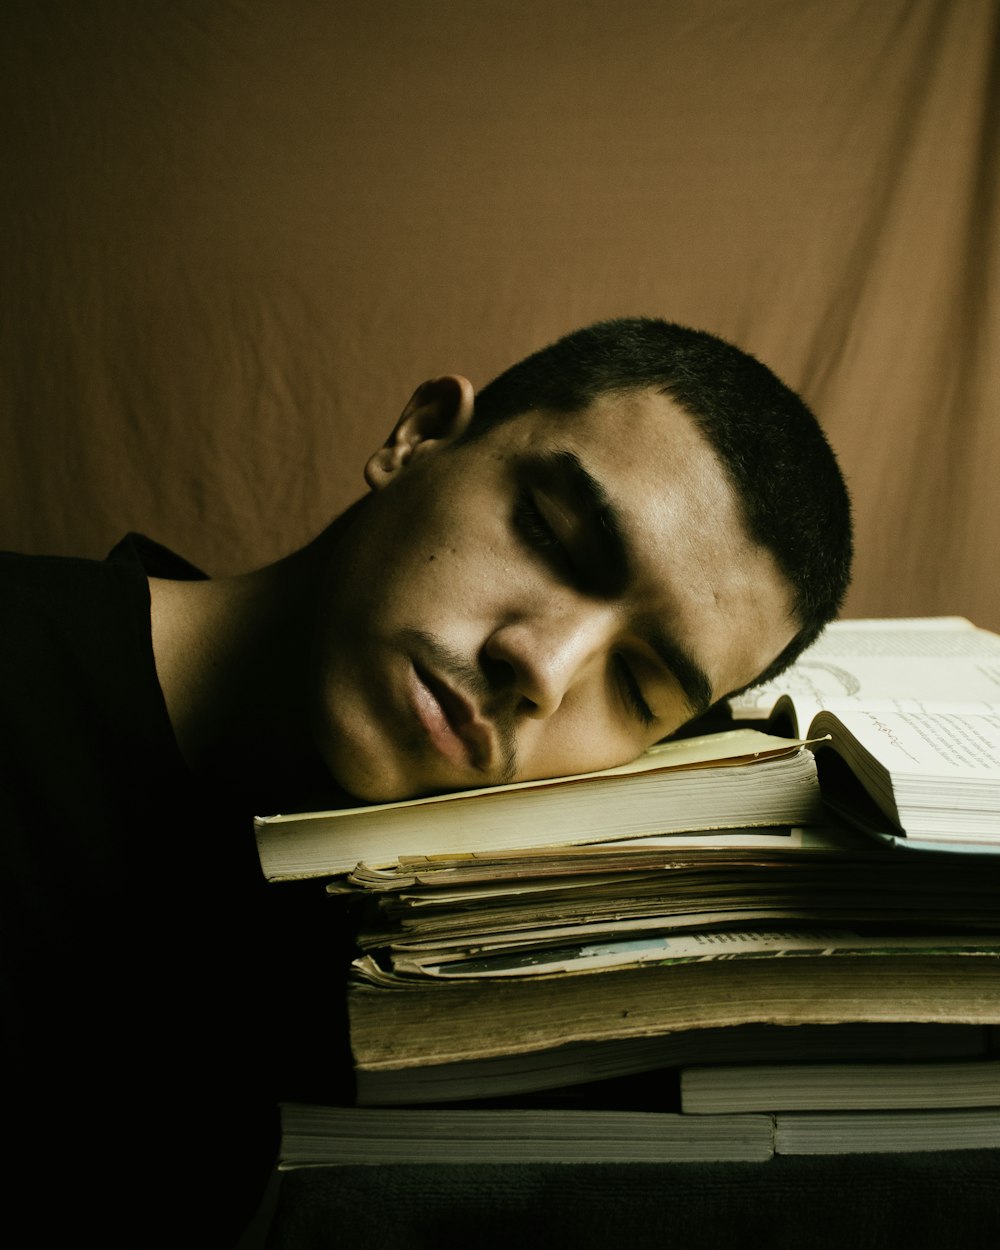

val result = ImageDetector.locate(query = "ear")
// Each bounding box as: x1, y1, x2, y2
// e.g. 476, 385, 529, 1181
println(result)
364, 375, 475, 490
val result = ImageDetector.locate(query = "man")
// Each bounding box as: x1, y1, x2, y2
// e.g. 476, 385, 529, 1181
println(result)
149, 317, 851, 806
1, 319, 851, 1245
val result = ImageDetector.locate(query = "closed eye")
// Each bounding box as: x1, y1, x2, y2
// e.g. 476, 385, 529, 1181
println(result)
513, 487, 573, 577
615, 654, 656, 727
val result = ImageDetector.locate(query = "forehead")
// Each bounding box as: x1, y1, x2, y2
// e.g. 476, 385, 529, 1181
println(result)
487, 387, 798, 698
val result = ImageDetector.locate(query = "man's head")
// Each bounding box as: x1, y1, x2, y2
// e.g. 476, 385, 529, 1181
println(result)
468, 318, 852, 688
310, 318, 852, 801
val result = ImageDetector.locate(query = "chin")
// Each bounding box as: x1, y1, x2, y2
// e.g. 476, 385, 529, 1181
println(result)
311, 708, 481, 804
325, 755, 404, 804
319, 744, 431, 805
345, 760, 488, 805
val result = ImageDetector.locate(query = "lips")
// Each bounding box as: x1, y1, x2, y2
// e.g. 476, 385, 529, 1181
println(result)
410, 662, 495, 773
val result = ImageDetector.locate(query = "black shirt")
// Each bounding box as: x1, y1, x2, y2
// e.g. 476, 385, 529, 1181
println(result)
0, 536, 352, 1247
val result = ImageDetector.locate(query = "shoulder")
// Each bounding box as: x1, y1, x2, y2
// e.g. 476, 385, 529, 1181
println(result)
0, 533, 203, 622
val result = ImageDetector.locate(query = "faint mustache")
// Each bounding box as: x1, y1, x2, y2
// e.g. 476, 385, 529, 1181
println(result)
402, 628, 519, 784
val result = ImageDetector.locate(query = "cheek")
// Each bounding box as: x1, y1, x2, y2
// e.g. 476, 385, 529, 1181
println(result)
401, 545, 496, 625
400, 521, 519, 624
516, 706, 639, 782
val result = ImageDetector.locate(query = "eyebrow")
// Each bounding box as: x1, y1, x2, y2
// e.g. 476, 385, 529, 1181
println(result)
539, 450, 715, 719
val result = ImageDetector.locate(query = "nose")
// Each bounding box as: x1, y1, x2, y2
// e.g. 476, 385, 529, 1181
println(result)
482, 601, 616, 719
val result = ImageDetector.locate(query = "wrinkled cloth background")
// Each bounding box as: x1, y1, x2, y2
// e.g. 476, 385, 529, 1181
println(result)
3, 0, 998, 628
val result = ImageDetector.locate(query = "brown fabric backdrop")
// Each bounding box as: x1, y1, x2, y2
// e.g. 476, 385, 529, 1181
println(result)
2, 0, 998, 627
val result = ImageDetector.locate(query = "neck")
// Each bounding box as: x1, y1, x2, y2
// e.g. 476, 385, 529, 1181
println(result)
148, 519, 355, 810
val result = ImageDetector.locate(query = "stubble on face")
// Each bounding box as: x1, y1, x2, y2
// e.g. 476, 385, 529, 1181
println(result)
399, 626, 519, 787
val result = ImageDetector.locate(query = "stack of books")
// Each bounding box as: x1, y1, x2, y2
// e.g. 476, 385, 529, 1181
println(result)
255, 617, 1000, 1168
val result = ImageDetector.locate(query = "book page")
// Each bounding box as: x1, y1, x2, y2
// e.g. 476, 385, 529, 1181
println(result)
731, 617, 1000, 722
818, 708, 1000, 777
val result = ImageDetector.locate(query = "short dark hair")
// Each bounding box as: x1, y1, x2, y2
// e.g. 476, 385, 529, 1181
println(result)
470, 317, 853, 693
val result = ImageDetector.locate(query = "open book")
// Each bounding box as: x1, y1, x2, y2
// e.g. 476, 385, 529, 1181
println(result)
730, 617, 1000, 849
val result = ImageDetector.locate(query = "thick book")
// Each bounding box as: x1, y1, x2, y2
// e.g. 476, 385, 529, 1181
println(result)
356, 1023, 992, 1107
348, 934, 1000, 1074
277, 1103, 775, 1167
728, 616, 1000, 848
254, 729, 821, 881
680, 1056, 1000, 1114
